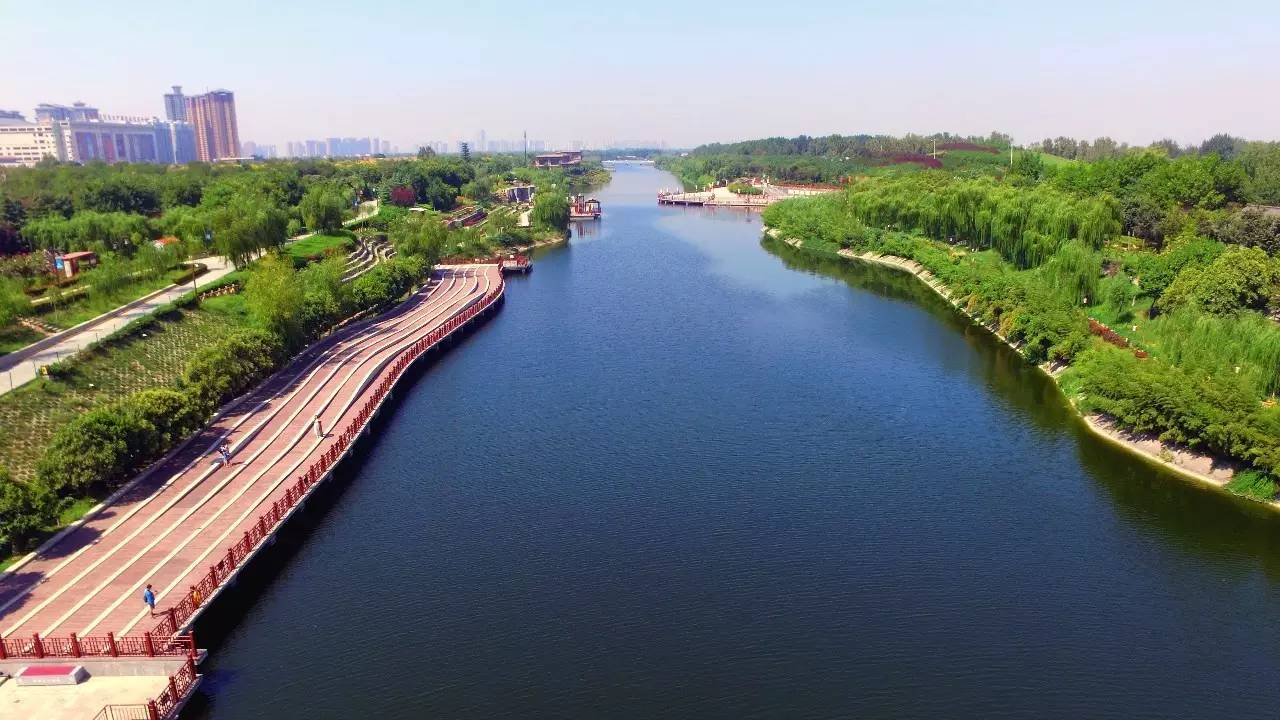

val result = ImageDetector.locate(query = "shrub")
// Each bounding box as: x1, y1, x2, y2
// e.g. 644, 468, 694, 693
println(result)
182, 328, 285, 412
35, 388, 205, 495
1157, 245, 1280, 316
0, 470, 56, 554
1068, 345, 1280, 473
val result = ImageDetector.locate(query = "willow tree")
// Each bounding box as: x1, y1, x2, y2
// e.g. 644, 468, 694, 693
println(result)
1041, 240, 1102, 306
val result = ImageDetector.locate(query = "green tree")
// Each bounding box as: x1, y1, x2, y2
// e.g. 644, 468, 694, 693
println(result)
0, 472, 56, 554
84, 254, 133, 300
210, 195, 288, 268
462, 176, 495, 206
244, 253, 305, 345
1158, 246, 1280, 316
389, 213, 447, 264
0, 276, 30, 327
299, 186, 348, 233
1105, 273, 1138, 321
532, 192, 570, 231
1238, 142, 1280, 205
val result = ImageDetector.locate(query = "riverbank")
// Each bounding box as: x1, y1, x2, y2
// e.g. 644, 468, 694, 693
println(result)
765, 228, 1273, 510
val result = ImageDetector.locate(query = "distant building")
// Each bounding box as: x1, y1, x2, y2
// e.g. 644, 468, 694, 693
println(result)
533, 150, 583, 168
3, 102, 200, 166
0, 111, 60, 166
39, 103, 165, 163
34, 102, 102, 123
164, 86, 187, 122
156, 120, 197, 163
185, 90, 240, 162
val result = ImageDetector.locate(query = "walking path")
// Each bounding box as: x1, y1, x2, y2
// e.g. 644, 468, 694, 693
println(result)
0, 257, 235, 397
0, 202, 380, 398
0, 265, 500, 640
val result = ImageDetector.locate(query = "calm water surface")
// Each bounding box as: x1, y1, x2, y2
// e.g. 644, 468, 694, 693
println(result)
189, 166, 1280, 720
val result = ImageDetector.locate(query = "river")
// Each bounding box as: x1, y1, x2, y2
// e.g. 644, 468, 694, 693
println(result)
187, 165, 1280, 720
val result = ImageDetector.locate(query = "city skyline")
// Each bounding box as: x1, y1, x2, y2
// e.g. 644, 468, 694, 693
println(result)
4, 0, 1277, 152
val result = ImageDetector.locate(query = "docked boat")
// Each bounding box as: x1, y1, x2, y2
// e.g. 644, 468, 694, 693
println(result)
569, 194, 601, 220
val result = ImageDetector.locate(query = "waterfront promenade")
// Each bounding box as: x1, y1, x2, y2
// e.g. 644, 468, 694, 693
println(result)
0, 264, 502, 717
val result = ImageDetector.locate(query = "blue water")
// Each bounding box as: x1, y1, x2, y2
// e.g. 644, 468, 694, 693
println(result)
189, 165, 1280, 720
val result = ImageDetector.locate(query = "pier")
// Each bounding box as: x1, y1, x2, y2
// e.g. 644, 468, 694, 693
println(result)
0, 265, 505, 720
658, 179, 840, 208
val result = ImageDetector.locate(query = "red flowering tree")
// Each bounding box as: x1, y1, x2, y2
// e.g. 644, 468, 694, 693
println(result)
389, 186, 416, 207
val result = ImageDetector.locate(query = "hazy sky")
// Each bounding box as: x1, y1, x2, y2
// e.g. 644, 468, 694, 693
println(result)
5, 0, 1278, 150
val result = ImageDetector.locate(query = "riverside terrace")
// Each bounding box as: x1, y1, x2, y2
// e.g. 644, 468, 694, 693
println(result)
0, 264, 505, 720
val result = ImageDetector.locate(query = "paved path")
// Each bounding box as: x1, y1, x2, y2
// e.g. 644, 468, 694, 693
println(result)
0, 265, 499, 639
0, 257, 235, 397
0, 201, 380, 397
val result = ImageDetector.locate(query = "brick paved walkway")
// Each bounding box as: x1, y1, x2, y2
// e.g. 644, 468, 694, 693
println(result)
0, 265, 499, 639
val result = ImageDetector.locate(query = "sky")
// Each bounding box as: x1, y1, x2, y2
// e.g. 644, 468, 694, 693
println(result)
4, 0, 1278, 151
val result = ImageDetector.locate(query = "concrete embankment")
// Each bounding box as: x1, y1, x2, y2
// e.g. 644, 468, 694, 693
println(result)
767, 228, 1271, 509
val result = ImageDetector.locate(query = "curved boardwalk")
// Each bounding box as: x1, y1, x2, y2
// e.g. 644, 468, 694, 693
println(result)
0, 265, 501, 643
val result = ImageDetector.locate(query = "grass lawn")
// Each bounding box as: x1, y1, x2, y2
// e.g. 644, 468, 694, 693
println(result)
37, 267, 194, 331
0, 296, 251, 483
1038, 153, 1077, 167
0, 325, 43, 356
287, 233, 354, 263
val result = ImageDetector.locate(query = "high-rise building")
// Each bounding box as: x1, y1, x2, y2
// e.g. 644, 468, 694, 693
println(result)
164, 86, 187, 122
155, 121, 197, 164
185, 90, 240, 161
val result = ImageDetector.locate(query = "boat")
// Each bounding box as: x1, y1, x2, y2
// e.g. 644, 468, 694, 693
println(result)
569, 194, 601, 220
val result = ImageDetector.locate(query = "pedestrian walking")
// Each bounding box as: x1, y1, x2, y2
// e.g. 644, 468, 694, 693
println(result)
313, 413, 324, 438
143, 584, 156, 616
217, 442, 232, 466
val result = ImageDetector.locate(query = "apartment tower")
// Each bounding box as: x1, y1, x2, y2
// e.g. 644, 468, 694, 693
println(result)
163, 86, 187, 122
185, 90, 240, 161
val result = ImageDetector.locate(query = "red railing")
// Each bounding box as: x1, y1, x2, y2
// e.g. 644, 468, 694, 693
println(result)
151, 276, 504, 636
151, 655, 199, 719
92, 656, 199, 720
0, 629, 193, 660
1, 271, 505, 662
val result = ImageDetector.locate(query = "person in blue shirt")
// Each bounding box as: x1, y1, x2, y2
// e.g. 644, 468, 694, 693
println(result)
143, 584, 156, 616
